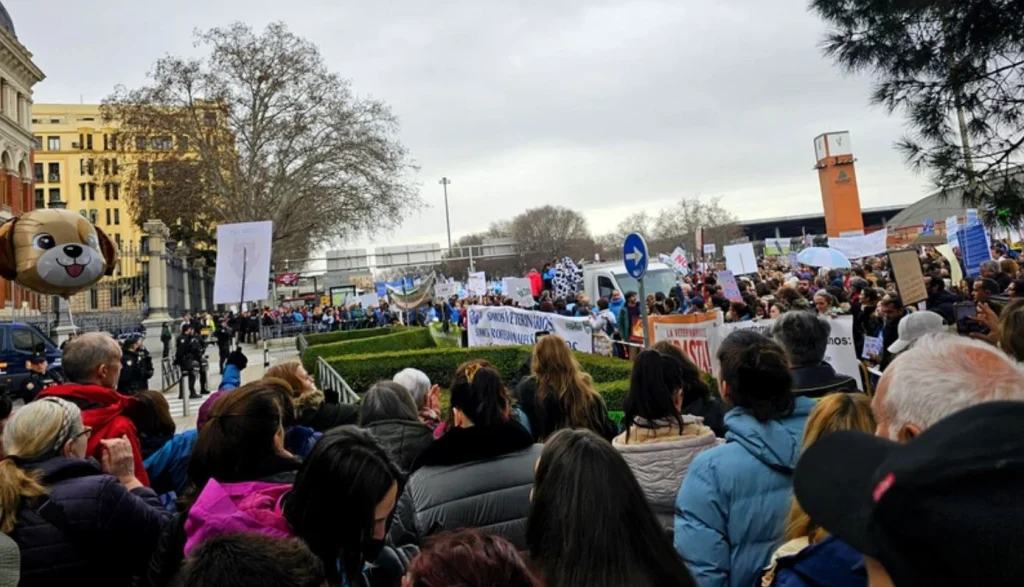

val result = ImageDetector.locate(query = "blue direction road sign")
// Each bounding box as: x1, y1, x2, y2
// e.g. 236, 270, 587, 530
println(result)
623, 233, 649, 279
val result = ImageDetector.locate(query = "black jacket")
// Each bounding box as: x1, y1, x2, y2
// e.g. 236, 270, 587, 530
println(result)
682, 395, 727, 438
790, 363, 860, 398
389, 422, 542, 551
142, 455, 301, 587
118, 349, 148, 395
10, 457, 169, 587
514, 376, 618, 442
927, 289, 961, 324
365, 420, 434, 473
297, 402, 359, 433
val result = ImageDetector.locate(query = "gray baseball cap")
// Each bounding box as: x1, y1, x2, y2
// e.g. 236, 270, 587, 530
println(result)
888, 310, 947, 354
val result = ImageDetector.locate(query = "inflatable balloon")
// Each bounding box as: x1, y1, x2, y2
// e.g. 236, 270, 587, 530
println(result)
0, 209, 118, 297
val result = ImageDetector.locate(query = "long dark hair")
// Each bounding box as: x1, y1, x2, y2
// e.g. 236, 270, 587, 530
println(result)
527, 429, 696, 587
623, 350, 685, 440
717, 330, 794, 422
188, 383, 285, 490
283, 427, 402, 587
651, 341, 713, 407
449, 360, 510, 427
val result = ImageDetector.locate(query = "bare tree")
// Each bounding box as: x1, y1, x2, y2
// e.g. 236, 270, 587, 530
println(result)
509, 205, 593, 258
596, 195, 741, 256
597, 211, 657, 250
102, 22, 419, 263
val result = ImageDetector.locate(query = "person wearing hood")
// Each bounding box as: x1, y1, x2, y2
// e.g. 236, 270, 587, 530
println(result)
359, 381, 433, 472
674, 331, 815, 587
37, 333, 150, 487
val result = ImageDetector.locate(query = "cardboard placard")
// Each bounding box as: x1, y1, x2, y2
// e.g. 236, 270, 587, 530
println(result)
887, 249, 928, 305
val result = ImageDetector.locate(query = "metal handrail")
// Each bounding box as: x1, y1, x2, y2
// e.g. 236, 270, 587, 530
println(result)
297, 333, 309, 355
316, 355, 359, 404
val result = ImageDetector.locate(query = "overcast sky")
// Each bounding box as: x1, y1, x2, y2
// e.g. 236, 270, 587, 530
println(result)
14, 0, 932, 257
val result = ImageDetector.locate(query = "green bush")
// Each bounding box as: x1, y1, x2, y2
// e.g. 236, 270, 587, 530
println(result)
303, 327, 397, 348
594, 379, 630, 412
304, 328, 436, 372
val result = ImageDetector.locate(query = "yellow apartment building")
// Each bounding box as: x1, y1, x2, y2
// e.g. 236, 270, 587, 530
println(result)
30, 104, 141, 257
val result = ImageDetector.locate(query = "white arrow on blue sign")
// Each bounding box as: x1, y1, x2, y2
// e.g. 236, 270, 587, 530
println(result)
623, 233, 649, 279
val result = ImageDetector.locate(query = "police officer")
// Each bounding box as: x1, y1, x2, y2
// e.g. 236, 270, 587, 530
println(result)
214, 318, 234, 374
175, 324, 207, 399
18, 352, 52, 403
118, 334, 150, 396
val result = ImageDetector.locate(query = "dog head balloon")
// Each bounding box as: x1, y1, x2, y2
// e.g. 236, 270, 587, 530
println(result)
0, 209, 118, 297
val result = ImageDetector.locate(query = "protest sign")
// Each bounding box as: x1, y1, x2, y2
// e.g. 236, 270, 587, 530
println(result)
467, 305, 593, 352
966, 208, 979, 226
502, 277, 535, 307
670, 246, 690, 275
214, 221, 274, 304
828, 230, 888, 260
922, 219, 935, 235
958, 222, 991, 278
888, 249, 928, 304
946, 215, 959, 246
862, 335, 883, 360
717, 270, 743, 303
434, 282, 458, 299
466, 276, 487, 297
764, 238, 791, 256
723, 243, 757, 275
703, 244, 716, 255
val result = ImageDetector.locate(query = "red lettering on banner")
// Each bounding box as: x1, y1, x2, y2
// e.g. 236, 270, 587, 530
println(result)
670, 338, 712, 373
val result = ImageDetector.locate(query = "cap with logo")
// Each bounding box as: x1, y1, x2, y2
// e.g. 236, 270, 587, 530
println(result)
887, 310, 946, 354
793, 401, 1024, 587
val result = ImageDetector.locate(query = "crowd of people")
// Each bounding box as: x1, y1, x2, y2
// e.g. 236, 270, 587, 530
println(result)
0, 238, 1022, 586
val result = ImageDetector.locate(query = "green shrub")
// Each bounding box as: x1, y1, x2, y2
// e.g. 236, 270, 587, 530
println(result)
304, 327, 397, 348
594, 379, 630, 412
575, 354, 633, 384
304, 328, 436, 372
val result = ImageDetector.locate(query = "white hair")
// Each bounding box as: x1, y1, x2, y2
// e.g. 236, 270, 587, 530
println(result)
393, 368, 431, 409
880, 333, 1024, 437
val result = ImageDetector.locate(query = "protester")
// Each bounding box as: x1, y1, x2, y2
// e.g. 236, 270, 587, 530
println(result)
360, 381, 433, 472
877, 295, 907, 370
652, 341, 726, 437
264, 361, 359, 432
771, 311, 859, 398
391, 360, 542, 550
794, 401, 1024, 587
514, 334, 617, 441
393, 368, 443, 431
1, 397, 168, 586
37, 332, 150, 486
674, 330, 816, 587
925, 274, 961, 323
981, 259, 1012, 292
175, 534, 325, 587
612, 350, 721, 530
529, 428, 696, 587
404, 530, 539, 587
760, 393, 875, 586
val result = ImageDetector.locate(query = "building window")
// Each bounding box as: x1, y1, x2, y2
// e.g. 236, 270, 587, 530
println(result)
112, 159, 119, 175
78, 134, 84, 149
34, 189, 44, 209
88, 183, 96, 201
114, 209, 120, 225
135, 137, 147, 151
80, 159, 85, 175
110, 134, 118, 150
33, 163, 43, 183
105, 209, 111, 225
103, 159, 109, 175
89, 289, 98, 310
178, 136, 189, 151
152, 136, 173, 151
33, 136, 42, 150
138, 161, 149, 180
114, 233, 121, 247
47, 137, 60, 151
111, 183, 120, 200
86, 134, 93, 150
87, 159, 94, 175
49, 188, 60, 205
47, 163, 60, 182
79, 184, 86, 201
104, 184, 110, 200
103, 134, 109, 150
88, 209, 98, 224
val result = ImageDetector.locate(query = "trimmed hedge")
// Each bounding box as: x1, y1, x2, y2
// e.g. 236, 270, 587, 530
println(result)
303, 328, 436, 372
303, 327, 398, 348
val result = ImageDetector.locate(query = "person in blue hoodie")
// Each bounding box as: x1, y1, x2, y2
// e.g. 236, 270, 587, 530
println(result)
674, 330, 815, 587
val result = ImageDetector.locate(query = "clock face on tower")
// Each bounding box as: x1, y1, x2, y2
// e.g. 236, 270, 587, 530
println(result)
814, 136, 827, 161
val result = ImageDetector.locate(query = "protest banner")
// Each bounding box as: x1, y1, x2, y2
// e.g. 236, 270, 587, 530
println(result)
466, 276, 487, 297
501, 277, 535, 307
703, 244, 716, 255
723, 243, 757, 275
959, 222, 991, 278
887, 249, 928, 305
946, 215, 959, 246
922, 219, 936, 235
214, 221, 274, 304
467, 305, 594, 352
717, 270, 743, 303
434, 281, 458, 299
828, 230, 888, 260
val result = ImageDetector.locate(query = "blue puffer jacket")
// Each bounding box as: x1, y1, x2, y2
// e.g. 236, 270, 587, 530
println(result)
765, 536, 866, 587
144, 429, 198, 497
674, 396, 815, 587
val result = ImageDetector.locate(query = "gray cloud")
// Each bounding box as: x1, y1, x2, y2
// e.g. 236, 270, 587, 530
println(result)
15, 0, 931, 255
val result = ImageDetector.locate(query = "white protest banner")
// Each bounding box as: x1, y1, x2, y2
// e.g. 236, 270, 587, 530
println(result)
723, 243, 757, 275
966, 208, 979, 226
828, 230, 888, 260
359, 293, 380, 308
434, 282, 458, 299
946, 215, 959, 246
671, 246, 690, 275
466, 277, 487, 297
467, 305, 593, 352
648, 314, 721, 374
720, 315, 862, 390
502, 277, 535, 307
703, 244, 716, 255
469, 271, 486, 281
214, 221, 274, 304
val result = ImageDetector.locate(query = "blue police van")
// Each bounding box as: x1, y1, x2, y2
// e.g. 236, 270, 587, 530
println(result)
0, 323, 62, 393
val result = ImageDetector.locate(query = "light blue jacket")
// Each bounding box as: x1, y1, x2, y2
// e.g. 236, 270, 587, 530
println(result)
674, 396, 815, 587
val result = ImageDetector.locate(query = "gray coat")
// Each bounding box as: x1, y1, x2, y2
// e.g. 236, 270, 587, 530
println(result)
389, 421, 542, 551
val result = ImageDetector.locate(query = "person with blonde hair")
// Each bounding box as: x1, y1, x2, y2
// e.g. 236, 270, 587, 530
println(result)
263, 361, 358, 432
1, 397, 168, 586
760, 393, 875, 586
513, 334, 617, 441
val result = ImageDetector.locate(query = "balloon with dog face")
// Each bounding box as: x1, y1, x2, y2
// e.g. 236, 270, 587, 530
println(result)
0, 209, 118, 297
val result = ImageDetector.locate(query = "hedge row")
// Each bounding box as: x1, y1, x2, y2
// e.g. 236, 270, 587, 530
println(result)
303, 328, 436, 372
302, 327, 398, 349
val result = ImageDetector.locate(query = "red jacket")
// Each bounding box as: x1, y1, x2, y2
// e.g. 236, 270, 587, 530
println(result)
528, 271, 542, 297
36, 384, 150, 487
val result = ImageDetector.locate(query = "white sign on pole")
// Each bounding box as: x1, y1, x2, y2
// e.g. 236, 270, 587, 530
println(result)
214, 221, 274, 304
828, 230, 889, 260
466, 305, 593, 352
469, 271, 486, 281
702, 243, 716, 255
466, 277, 487, 297
723, 243, 757, 275
502, 277, 535, 307
434, 282, 458, 299
946, 216, 959, 246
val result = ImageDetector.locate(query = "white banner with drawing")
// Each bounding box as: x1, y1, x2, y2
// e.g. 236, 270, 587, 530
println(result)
467, 305, 593, 352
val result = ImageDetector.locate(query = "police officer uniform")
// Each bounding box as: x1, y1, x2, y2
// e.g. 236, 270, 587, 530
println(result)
175, 326, 207, 399
214, 321, 234, 374
18, 353, 53, 403
118, 335, 151, 395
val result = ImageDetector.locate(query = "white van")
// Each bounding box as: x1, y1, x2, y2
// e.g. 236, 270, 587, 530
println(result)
582, 261, 678, 302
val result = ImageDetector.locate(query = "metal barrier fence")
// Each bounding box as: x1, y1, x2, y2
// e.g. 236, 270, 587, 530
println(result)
296, 333, 309, 355
316, 355, 359, 404
161, 357, 181, 391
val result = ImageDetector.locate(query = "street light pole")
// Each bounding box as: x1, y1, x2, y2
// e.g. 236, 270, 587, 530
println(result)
439, 177, 452, 255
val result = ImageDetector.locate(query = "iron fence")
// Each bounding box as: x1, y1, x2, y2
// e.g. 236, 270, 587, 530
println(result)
316, 355, 359, 403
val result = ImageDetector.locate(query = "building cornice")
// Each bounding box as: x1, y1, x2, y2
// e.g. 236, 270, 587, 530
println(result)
0, 27, 44, 87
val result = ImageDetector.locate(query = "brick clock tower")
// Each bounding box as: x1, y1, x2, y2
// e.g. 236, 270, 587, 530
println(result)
814, 131, 865, 238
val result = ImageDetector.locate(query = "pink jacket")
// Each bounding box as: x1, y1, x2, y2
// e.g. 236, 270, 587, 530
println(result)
184, 480, 293, 555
